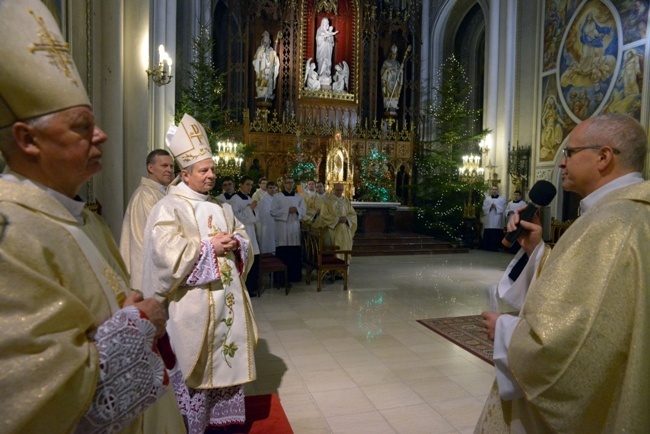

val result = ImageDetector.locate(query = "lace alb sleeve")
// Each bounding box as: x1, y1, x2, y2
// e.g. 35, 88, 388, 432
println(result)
75, 306, 167, 434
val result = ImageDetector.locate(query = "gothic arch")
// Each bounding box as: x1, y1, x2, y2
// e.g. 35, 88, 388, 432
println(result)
422, 0, 487, 140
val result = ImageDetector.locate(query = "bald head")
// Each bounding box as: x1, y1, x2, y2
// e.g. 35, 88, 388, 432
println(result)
582, 113, 647, 172
560, 114, 648, 197
333, 183, 344, 197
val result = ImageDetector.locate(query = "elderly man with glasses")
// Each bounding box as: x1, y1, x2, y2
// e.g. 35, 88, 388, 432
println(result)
477, 113, 650, 432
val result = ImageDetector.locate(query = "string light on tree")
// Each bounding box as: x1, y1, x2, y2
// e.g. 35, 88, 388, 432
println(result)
358, 149, 397, 202
413, 55, 489, 243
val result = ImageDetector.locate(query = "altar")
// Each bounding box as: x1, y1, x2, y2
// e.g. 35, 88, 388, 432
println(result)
352, 201, 400, 233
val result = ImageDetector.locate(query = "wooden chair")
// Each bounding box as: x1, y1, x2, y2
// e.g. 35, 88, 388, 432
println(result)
301, 227, 351, 292
257, 253, 290, 295
549, 217, 573, 246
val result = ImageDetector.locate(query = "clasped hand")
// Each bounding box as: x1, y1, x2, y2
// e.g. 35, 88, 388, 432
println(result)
210, 232, 238, 257
124, 291, 166, 338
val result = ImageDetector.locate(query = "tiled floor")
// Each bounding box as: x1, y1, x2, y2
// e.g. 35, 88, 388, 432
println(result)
246, 250, 515, 433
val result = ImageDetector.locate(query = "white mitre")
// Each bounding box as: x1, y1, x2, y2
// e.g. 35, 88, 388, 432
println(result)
167, 113, 213, 168
0, 0, 91, 128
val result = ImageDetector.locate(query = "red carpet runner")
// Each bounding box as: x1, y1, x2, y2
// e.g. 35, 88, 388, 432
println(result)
205, 394, 293, 434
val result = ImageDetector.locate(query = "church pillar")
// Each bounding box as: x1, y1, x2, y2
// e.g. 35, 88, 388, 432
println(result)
484, 0, 517, 193
150, 0, 177, 154
94, 0, 126, 238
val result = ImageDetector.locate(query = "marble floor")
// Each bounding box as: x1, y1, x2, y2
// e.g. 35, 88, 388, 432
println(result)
245, 250, 516, 434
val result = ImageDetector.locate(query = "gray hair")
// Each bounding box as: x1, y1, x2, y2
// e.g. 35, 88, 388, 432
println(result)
584, 113, 648, 172
0, 113, 55, 160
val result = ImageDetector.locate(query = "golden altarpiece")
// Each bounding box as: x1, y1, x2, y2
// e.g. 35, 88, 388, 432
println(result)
207, 0, 421, 203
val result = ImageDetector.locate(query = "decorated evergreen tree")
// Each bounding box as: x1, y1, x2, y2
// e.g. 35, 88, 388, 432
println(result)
414, 55, 489, 242
357, 149, 398, 202
175, 26, 252, 180
284, 135, 324, 183
175, 26, 227, 145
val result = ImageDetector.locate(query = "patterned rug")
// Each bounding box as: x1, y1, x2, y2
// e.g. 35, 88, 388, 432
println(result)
417, 315, 495, 365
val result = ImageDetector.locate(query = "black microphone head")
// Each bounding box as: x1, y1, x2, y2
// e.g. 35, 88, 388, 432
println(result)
529, 180, 557, 206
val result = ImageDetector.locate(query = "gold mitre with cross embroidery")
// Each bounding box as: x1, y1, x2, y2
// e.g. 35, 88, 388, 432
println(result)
0, 0, 90, 129
167, 114, 213, 168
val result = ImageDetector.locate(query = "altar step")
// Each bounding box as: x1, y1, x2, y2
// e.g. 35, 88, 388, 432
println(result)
352, 232, 468, 256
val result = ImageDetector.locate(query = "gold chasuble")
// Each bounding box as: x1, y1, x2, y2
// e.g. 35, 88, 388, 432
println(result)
319, 194, 357, 259
0, 180, 137, 433
143, 183, 257, 389
476, 181, 650, 432
119, 176, 166, 290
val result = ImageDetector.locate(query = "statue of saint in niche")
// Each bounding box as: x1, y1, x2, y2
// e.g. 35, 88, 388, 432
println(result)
381, 45, 405, 113
332, 61, 349, 93
315, 17, 338, 87
252, 31, 279, 101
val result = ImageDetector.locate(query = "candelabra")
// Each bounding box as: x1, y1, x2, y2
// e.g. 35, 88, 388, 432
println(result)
146, 44, 173, 87
212, 140, 243, 176
458, 154, 484, 218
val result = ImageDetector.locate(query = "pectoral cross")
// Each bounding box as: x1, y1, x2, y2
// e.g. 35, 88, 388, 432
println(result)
28, 9, 78, 86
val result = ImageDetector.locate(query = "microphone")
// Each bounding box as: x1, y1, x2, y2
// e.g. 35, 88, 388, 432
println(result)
502, 180, 557, 248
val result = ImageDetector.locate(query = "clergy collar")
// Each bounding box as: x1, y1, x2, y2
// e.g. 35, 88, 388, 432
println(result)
579, 172, 644, 215
236, 191, 250, 200
223, 192, 235, 200
2, 168, 86, 223
177, 181, 210, 200
282, 190, 295, 196
491, 195, 499, 199
512, 199, 522, 203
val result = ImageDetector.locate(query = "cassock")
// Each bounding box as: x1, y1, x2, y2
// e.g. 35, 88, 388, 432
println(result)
476, 180, 650, 433
119, 176, 166, 290
319, 194, 358, 260
270, 190, 306, 282
482, 194, 506, 251
504, 199, 526, 226
223, 191, 260, 295
0, 176, 180, 434
258, 193, 276, 254
142, 182, 257, 433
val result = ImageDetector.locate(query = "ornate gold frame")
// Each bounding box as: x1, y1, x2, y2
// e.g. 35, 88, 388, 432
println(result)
297, 0, 360, 103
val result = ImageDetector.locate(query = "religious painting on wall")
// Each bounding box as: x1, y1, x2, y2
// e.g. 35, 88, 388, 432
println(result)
559, 1, 618, 120
538, 0, 649, 163
543, 0, 579, 72
616, 0, 648, 43
540, 76, 570, 161
299, 0, 359, 101
601, 44, 645, 117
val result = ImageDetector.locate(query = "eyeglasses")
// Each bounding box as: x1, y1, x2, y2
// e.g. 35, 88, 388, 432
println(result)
561, 146, 621, 159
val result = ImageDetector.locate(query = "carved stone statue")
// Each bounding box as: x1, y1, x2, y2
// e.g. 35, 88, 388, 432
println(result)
252, 31, 280, 101
304, 58, 321, 91
380, 44, 404, 113
332, 61, 349, 93
315, 17, 338, 80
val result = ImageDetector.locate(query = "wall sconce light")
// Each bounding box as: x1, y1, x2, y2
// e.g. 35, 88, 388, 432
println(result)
479, 137, 491, 154
146, 44, 173, 86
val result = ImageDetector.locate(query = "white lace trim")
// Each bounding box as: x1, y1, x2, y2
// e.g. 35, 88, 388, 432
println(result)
185, 239, 219, 286
75, 306, 168, 434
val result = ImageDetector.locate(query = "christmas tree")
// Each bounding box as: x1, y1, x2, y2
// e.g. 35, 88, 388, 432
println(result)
175, 26, 227, 144
175, 26, 250, 179
414, 55, 489, 242
357, 148, 398, 202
